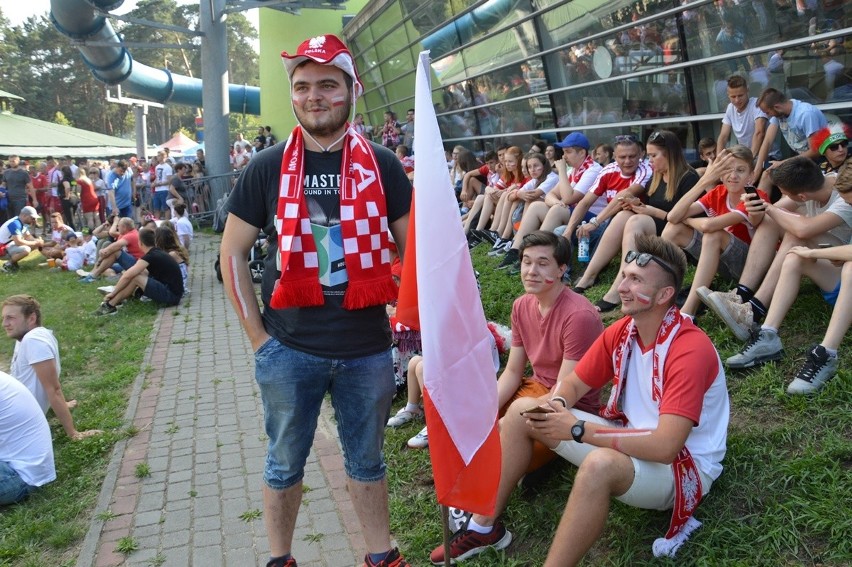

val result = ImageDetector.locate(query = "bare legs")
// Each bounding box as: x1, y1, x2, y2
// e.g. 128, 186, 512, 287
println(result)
574, 211, 634, 289
599, 214, 657, 305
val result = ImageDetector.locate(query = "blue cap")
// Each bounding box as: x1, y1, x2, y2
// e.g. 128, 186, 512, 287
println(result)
555, 132, 590, 150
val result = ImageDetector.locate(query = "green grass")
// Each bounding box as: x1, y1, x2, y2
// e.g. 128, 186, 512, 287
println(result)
385, 246, 852, 566
0, 254, 158, 566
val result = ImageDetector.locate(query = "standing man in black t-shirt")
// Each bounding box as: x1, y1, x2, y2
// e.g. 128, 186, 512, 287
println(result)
95, 228, 183, 315
220, 35, 412, 567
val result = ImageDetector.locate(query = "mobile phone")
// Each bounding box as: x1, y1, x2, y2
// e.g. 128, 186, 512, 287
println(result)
818, 243, 833, 249
744, 185, 757, 195
521, 404, 553, 415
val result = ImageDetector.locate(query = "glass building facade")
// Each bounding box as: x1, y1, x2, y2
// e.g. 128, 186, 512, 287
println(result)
344, 0, 851, 156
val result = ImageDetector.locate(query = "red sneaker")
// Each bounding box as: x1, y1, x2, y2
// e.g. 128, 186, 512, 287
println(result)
364, 547, 409, 567
429, 519, 512, 564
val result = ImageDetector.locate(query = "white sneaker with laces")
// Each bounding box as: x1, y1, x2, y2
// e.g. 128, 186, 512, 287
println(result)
386, 406, 422, 428
407, 426, 429, 448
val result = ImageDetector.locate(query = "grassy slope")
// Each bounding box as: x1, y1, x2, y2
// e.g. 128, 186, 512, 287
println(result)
0, 255, 158, 567
385, 247, 851, 566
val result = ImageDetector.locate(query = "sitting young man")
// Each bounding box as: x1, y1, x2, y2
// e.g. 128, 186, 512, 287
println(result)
95, 227, 183, 315
432, 235, 729, 565
723, 162, 852, 393
700, 156, 852, 349
79, 217, 142, 282
430, 230, 605, 564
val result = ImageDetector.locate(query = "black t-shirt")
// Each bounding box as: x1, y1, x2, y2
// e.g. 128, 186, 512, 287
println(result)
644, 169, 700, 234
142, 247, 184, 297
227, 140, 412, 358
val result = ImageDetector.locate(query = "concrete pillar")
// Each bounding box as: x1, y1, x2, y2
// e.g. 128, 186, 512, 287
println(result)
134, 104, 148, 159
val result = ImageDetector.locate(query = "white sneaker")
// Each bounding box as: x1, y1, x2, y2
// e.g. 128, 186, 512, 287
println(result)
699, 287, 753, 342
386, 406, 423, 428
407, 426, 429, 448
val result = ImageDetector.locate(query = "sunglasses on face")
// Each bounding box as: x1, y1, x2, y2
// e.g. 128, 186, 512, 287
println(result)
826, 140, 848, 152
624, 250, 678, 286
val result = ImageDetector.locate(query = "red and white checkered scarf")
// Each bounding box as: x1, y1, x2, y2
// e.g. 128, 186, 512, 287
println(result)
270, 125, 397, 310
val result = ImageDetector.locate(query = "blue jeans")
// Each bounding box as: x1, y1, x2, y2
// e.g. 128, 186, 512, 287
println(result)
254, 338, 396, 489
0, 461, 33, 505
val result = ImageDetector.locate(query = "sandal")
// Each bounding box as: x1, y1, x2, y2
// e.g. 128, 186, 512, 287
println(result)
595, 299, 619, 313
572, 276, 597, 295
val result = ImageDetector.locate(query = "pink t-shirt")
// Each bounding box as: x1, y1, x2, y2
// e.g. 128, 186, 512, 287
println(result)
511, 286, 604, 414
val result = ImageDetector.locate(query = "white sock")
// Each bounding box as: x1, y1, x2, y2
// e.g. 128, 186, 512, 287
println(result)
404, 402, 420, 413
823, 345, 838, 358
467, 518, 493, 534
760, 325, 778, 335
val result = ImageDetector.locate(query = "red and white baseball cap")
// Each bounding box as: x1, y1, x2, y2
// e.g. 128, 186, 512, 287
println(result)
281, 34, 363, 99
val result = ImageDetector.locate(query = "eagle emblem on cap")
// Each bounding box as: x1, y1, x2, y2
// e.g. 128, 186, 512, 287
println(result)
308, 36, 326, 49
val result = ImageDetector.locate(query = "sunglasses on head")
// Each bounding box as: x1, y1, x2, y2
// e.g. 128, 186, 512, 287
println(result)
625, 250, 678, 286
648, 131, 664, 143
614, 134, 639, 144
826, 140, 848, 152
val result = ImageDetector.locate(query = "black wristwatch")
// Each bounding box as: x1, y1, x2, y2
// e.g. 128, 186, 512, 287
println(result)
571, 420, 586, 443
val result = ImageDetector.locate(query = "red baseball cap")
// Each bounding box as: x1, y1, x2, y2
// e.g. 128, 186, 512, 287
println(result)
281, 34, 363, 99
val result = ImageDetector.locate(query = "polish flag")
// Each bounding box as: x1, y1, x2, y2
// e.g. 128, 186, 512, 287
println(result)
395, 52, 501, 516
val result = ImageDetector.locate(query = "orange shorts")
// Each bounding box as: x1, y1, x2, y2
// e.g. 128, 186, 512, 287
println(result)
499, 378, 556, 474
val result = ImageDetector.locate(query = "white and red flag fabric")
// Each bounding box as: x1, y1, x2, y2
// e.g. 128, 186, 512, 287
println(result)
395, 51, 501, 516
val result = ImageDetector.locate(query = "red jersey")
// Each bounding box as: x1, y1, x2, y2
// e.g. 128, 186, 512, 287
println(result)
590, 161, 653, 202
697, 185, 769, 244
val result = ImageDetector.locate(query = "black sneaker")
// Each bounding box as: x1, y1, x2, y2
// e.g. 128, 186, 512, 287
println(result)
364, 547, 409, 566
266, 557, 297, 567
1, 262, 19, 273
94, 302, 118, 316
429, 518, 512, 564
497, 248, 519, 269
467, 232, 483, 249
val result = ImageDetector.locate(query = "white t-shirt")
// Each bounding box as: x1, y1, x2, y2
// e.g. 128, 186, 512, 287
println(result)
11, 327, 61, 414
81, 238, 98, 265
0, 371, 55, 487
722, 98, 768, 149
519, 171, 559, 196
64, 246, 86, 271
172, 216, 194, 245
154, 163, 173, 193
801, 190, 852, 246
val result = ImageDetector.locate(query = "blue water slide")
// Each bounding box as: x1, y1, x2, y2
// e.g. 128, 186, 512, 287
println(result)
50, 0, 261, 114
421, 0, 523, 60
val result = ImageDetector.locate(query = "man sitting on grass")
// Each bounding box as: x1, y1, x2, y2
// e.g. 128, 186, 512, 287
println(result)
0, 206, 43, 272
95, 227, 183, 315
723, 162, 852, 394
429, 230, 604, 564
2, 294, 102, 440
431, 235, 729, 566
79, 217, 142, 282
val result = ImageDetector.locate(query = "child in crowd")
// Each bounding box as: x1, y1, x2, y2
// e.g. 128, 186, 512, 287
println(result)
171, 203, 193, 251
80, 228, 98, 267
662, 146, 768, 318
61, 232, 85, 272
460, 151, 500, 212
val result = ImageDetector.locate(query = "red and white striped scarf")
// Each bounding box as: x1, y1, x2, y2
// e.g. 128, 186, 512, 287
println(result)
569, 154, 596, 185
270, 125, 398, 310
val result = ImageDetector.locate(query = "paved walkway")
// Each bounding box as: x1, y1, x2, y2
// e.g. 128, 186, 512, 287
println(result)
77, 234, 364, 567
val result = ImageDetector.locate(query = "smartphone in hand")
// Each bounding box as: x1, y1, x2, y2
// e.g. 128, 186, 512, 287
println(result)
521, 404, 554, 415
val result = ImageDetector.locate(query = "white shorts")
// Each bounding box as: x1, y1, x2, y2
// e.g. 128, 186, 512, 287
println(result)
552, 410, 714, 511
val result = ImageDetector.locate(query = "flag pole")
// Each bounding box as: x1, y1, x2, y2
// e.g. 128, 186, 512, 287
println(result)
441, 505, 452, 567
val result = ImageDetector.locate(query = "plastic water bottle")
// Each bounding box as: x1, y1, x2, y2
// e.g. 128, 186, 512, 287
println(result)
577, 222, 590, 263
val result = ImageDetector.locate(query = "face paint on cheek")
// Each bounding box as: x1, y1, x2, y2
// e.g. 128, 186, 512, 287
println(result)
331, 96, 346, 107
635, 292, 652, 304
544, 277, 555, 284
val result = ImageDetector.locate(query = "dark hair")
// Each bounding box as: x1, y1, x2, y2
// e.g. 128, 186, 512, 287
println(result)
174, 162, 188, 172
757, 87, 787, 108
1, 294, 41, 326
154, 225, 189, 264
634, 234, 686, 299
484, 151, 498, 162
519, 230, 571, 267
174, 203, 187, 216
698, 137, 716, 152
727, 75, 747, 90
455, 149, 480, 174
139, 227, 156, 248
770, 156, 825, 194
525, 152, 550, 184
